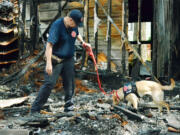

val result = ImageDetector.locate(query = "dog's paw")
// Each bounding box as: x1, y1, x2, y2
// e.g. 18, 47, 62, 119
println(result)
130, 108, 138, 113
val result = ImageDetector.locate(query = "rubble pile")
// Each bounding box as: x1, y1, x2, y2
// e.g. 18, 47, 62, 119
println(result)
0, 54, 179, 134
0, 78, 179, 135
0, 0, 19, 69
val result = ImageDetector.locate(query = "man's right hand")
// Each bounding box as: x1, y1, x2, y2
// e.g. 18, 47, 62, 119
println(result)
46, 63, 53, 75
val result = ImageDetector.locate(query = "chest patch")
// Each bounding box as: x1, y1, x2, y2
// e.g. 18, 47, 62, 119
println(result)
123, 82, 139, 98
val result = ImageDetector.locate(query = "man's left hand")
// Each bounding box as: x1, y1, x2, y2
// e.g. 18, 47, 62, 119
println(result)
82, 42, 93, 56
82, 42, 91, 49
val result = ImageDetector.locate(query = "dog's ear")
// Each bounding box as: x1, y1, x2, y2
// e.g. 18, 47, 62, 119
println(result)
118, 88, 124, 100
112, 94, 119, 105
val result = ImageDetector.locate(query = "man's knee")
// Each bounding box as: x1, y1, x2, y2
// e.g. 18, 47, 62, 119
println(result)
44, 81, 55, 89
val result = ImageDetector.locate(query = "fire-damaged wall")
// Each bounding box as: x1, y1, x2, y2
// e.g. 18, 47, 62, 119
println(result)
171, 0, 180, 80
23, 0, 127, 72
67, 0, 124, 48
0, 0, 19, 69
152, 0, 180, 80
67, 0, 127, 72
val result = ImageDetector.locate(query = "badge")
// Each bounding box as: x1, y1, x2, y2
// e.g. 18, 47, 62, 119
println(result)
71, 31, 76, 37
124, 86, 128, 91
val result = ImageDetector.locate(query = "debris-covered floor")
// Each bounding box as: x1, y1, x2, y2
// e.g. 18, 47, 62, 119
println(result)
0, 55, 179, 135
0, 75, 179, 134
0, 0, 180, 134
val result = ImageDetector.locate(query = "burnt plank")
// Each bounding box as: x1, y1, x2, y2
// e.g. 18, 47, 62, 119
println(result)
112, 104, 146, 121
38, 0, 80, 4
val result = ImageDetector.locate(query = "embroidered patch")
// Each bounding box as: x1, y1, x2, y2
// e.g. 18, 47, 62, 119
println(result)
123, 83, 132, 94
123, 82, 139, 98
123, 86, 128, 91
71, 31, 76, 37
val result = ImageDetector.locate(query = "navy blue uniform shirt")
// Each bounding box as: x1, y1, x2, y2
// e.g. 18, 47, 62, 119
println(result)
47, 18, 79, 59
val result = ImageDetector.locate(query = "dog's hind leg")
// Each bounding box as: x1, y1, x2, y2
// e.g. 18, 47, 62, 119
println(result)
153, 100, 170, 113
159, 101, 170, 113
152, 90, 170, 113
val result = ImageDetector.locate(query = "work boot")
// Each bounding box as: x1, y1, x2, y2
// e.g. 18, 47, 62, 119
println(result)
20, 112, 42, 122
64, 100, 74, 112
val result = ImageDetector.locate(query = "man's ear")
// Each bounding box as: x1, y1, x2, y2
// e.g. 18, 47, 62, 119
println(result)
69, 18, 73, 22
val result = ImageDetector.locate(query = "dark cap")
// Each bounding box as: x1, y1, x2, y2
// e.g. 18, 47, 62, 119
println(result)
69, 9, 83, 26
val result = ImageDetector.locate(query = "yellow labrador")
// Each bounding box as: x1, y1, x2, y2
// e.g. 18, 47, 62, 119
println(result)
113, 79, 175, 113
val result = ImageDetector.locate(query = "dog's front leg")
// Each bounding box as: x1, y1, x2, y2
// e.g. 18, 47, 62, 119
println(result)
132, 99, 138, 110
126, 94, 138, 110
112, 94, 119, 105
127, 100, 138, 113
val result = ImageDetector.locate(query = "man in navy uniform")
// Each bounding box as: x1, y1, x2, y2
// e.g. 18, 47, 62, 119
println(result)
31, 9, 91, 114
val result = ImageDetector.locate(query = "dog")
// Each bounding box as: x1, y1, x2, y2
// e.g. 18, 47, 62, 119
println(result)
112, 79, 175, 113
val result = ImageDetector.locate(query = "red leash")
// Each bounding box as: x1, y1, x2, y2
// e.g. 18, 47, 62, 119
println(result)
83, 44, 115, 95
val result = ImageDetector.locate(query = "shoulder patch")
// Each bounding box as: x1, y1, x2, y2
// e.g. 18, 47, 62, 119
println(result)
71, 31, 76, 37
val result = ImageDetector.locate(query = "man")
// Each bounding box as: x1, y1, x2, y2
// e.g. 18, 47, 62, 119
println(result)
30, 9, 91, 114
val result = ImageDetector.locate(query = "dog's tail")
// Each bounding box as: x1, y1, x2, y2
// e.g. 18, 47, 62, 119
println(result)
161, 78, 175, 90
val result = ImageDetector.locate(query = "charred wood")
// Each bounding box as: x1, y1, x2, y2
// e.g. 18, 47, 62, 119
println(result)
38, 0, 81, 4
2, 106, 29, 116
138, 103, 180, 110
166, 114, 180, 130
19, 0, 26, 56
168, 127, 180, 133
0, 109, 4, 119
30, 0, 38, 53
42, 1, 68, 41
0, 1, 13, 18
0, 49, 44, 85
0, 129, 32, 135
21, 117, 49, 128
112, 104, 147, 121
137, 128, 161, 135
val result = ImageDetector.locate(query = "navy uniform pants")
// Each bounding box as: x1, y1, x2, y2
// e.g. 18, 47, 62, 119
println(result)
31, 57, 75, 113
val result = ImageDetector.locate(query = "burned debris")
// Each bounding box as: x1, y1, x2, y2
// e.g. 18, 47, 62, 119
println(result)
0, 0, 18, 69
0, 1, 13, 18
0, 82, 179, 135
0, 0, 180, 135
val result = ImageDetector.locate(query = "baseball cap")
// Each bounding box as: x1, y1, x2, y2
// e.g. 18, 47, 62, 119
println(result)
69, 9, 83, 26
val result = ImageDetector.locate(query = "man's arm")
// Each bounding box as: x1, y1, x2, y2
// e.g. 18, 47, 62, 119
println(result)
77, 34, 85, 45
45, 42, 53, 75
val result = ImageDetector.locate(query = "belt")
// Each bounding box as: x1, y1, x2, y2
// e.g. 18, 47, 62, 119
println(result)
44, 54, 63, 63
51, 55, 63, 63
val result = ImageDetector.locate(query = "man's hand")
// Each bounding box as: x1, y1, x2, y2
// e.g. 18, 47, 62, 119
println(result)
46, 63, 53, 75
82, 42, 93, 56
82, 42, 92, 52
82, 42, 91, 48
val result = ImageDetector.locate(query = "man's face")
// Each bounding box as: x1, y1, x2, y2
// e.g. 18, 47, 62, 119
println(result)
69, 18, 77, 28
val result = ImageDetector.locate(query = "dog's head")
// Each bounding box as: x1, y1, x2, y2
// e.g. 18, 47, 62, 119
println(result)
112, 87, 124, 105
